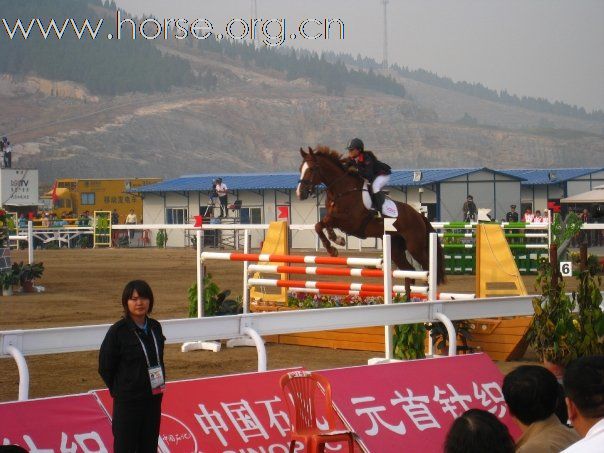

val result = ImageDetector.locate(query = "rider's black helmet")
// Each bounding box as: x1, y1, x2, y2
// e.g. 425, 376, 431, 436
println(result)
346, 138, 364, 152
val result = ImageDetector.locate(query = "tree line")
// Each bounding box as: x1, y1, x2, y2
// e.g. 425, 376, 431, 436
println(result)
328, 52, 604, 122
0, 0, 200, 96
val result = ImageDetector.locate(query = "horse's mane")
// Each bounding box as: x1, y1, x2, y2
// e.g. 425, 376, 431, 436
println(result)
313, 146, 347, 170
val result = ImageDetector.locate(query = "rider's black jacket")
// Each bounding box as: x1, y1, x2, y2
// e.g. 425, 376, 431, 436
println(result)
346, 151, 391, 182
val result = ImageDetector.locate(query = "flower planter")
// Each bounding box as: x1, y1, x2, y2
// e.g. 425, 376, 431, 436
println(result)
2, 286, 12, 296
21, 280, 35, 293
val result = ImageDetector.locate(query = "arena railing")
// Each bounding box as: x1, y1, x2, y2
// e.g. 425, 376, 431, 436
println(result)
1, 295, 536, 401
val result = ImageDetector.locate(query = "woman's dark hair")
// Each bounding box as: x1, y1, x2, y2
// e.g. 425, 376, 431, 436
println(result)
121, 280, 154, 317
444, 409, 515, 453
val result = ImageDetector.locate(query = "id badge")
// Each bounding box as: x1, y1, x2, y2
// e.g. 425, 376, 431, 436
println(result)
148, 365, 165, 395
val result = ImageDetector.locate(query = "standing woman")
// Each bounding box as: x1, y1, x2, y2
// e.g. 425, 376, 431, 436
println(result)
99, 280, 166, 452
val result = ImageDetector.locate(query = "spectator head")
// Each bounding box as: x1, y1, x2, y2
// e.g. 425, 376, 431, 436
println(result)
563, 356, 604, 437
502, 365, 559, 426
444, 409, 515, 453
535, 210, 542, 216
216, 177, 222, 184
467, 195, 473, 201
510, 205, 516, 210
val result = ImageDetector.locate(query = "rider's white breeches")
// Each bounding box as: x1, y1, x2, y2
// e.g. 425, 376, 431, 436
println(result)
372, 175, 390, 193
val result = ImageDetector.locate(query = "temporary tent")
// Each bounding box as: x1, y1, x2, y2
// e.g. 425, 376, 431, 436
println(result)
560, 184, 604, 203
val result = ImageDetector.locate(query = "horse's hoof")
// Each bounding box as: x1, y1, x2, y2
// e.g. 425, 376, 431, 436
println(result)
328, 247, 339, 257
335, 237, 346, 246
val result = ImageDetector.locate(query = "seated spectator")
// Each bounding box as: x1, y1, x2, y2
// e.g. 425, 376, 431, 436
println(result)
562, 356, 604, 452
17, 213, 27, 230
41, 214, 50, 228
444, 408, 515, 453
533, 210, 544, 223
523, 208, 534, 223
503, 365, 579, 452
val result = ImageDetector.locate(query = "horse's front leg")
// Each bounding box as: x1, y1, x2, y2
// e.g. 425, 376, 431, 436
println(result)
326, 227, 346, 247
315, 219, 339, 256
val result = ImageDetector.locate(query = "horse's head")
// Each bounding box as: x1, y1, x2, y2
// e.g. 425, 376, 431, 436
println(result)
296, 147, 321, 200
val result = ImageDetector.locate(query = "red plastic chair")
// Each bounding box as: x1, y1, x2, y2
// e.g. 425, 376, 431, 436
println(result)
280, 371, 355, 453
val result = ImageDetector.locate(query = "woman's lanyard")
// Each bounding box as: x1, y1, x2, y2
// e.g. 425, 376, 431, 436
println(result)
134, 328, 160, 368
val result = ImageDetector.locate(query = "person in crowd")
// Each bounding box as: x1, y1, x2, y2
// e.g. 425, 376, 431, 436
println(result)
344, 138, 392, 216
2, 137, 12, 169
562, 355, 604, 452
505, 204, 519, 223
111, 209, 120, 247
17, 213, 27, 230
533, 210, 544, 223
579, 208, 592, 246
523, 207, 535, 223
0, 138, 4, 168
41, 213, 50, 228
502, 365, 579, 452
125, 209, 137, 244
444, 408, 515, 453
99, 280, 166, 453
214, 178, 228, 218
462, 195, 478, 222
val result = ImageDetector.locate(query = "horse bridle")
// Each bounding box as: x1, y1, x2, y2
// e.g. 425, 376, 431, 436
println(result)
299, 157, 366, 200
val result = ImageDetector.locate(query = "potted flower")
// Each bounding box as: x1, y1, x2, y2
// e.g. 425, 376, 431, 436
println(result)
17, 262, 44, 293
527, 212, 604, 378
0, 267, 19, 296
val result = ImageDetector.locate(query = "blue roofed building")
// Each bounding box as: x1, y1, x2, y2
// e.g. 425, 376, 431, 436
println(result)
133, 166, 603, 248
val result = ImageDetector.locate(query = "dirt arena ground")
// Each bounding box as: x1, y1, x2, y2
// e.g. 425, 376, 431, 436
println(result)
0, 247, 583, 402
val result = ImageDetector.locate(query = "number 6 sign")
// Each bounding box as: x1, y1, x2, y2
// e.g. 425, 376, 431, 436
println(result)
560, 261, 572, 277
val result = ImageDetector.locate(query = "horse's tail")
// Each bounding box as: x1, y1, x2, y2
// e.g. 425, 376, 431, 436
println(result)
423, 216, 446, 284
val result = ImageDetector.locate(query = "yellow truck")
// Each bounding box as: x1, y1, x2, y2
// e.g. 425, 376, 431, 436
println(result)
40, 178, 161, 222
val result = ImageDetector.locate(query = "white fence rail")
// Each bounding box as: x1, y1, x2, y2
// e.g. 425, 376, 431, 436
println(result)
1, 295, 536, 401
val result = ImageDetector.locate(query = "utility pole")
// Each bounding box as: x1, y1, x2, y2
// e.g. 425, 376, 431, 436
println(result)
382, 0, 389, 70
251, 0, 258, 47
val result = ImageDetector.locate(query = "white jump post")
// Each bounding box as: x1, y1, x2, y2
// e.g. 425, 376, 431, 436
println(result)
28, 221, 34, 264
182, 226, 221, 353
226, 229, 255, 348
383, 219, 395, 360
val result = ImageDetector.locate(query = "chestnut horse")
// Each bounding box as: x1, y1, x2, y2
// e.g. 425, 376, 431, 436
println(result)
296, 146, 445, 285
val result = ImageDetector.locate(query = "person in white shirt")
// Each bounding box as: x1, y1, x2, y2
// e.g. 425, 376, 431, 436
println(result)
562, 356, 604, 453
125, 209, 137, 243
214, 178, 228, 218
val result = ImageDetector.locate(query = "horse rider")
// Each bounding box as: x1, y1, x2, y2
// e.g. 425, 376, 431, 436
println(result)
345, 138, 392, 215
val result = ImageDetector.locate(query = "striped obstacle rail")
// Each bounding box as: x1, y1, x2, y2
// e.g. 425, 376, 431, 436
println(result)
201, 232, 440, 359
433, 221, 550, 275
201, 240, 436, 302
200, 251, 383, 268
247, 278, 429, 295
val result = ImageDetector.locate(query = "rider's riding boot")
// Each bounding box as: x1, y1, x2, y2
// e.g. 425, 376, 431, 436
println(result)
374, 191, 386, 215
369, 192, 380, 217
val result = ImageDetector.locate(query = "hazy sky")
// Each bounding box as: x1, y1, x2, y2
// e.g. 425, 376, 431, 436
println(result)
115, 0, 604, 111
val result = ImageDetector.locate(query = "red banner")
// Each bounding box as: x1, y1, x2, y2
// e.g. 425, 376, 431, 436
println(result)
0, 394, 113, 452
321, 353, 522, 452
95, 368, 353, 452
